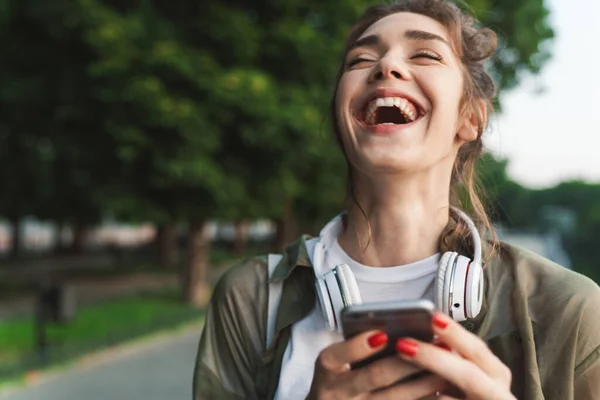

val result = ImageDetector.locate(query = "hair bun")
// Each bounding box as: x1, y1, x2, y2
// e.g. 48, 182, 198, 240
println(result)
464, 28, 498, 62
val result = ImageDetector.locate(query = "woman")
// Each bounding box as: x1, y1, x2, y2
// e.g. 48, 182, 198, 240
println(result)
193, 1, 600, 399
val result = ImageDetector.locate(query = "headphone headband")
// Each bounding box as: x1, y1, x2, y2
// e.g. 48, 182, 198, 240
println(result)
451, 207, 482, 265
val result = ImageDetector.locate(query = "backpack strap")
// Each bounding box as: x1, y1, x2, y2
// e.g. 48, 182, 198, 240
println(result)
266, 253, 284, 349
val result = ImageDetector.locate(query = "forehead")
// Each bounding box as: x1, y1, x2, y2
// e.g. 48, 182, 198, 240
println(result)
358, 12, 450, 43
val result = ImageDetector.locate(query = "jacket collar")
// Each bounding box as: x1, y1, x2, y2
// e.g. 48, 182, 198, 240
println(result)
269, 213, 346, 282
268, 235, 314, 283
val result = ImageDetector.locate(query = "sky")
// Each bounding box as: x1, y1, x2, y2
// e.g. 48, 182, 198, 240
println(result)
484, 0, 600, 188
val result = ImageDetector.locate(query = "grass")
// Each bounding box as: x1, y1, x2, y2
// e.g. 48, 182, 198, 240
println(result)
0, 289, 203, 380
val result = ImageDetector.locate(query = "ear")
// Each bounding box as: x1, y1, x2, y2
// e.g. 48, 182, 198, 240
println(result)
457, 99, 487, 143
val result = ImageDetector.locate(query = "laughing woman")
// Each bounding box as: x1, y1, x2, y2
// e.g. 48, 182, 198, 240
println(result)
193, 1, 600, 399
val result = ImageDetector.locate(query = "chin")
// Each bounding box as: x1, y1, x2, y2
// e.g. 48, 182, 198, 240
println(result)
352, 149, 424, 176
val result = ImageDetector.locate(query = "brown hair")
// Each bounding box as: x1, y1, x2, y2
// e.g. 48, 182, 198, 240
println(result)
330, 0, 499, 261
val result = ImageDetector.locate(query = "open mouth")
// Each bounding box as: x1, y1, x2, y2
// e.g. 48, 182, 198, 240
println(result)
361, 97, 422, 126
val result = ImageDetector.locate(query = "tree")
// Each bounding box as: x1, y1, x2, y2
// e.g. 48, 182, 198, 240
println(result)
479, 0, 554, 97
71, 0, 228, 304
0, 0, 557, 301
0, 0, 123, 255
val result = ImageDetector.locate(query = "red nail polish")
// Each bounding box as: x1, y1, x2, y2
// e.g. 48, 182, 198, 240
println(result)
368, 332, 388, 348
396, 338, 419, 356
433, 313, 449, 329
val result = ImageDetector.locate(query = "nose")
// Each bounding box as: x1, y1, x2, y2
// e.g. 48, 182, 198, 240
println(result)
369, 56, 410, 82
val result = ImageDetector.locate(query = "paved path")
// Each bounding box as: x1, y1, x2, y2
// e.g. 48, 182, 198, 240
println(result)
0, 325, 202, 400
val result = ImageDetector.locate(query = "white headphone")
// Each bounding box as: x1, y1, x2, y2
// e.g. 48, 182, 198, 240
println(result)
312, 208, 484, 332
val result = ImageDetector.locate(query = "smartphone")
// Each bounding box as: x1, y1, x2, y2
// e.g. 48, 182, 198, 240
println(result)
341, 299, 435, 369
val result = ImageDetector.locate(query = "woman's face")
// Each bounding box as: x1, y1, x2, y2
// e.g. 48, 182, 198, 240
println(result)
335, 12, 475, 177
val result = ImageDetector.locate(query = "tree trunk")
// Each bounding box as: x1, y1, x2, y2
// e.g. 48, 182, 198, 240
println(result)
156, 223, 177, 268
9, 216, 22, 259
272, 198, 298, 253
69, 222, 87, 254
182, 220, 211, 307
233, 219, 249, 257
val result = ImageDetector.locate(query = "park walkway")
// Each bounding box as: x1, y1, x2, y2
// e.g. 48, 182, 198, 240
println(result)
0, 324, 202, 400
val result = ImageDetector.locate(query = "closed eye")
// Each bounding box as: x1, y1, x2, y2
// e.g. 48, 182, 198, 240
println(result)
412, 50, 443, 62
347, 57, 376, 68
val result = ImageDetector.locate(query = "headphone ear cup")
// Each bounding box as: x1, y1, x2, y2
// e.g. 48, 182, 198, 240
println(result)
465, 261, 484, 319
316, 264, 361, 332
436, 252, 457, 315
315, 276, 336, 331
450, 255, 472, 322
336, 264, 361, 306
324, 271, 344, 330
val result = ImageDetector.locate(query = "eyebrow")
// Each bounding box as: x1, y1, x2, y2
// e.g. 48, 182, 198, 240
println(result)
349, 29, 450, 51
404, 29, 449, 45
349, 34, 380, 51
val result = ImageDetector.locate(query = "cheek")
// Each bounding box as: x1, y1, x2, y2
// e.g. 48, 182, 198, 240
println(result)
337, 69, 367, 106
424, 73, 464, 124
333, 80, 352, 152
335, 74, 360, 131
336, 73, 354, 111
334, 82, 346, 118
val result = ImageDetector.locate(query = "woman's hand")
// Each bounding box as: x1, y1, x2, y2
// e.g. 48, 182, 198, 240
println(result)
306, 329, 447, 399
395, 312, 516, 400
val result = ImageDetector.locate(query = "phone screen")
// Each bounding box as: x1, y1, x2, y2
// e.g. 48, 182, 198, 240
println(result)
341, 303, 434, 369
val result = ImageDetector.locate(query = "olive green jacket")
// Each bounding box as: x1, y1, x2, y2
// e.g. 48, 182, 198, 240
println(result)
193, 236, 600, 399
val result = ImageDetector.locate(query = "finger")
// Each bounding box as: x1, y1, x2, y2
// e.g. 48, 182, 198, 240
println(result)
432, 338, 453, 353
341, 356, 422, 396
370, 374, 447, 400
317, 330, 388, 372
395, 338, 511, 400
419, 386, 463, 400
431, 313, 512, 383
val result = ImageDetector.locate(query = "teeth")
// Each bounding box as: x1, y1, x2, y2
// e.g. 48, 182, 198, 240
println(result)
363, 96, 419, 125
367, 102, 377, 119
367, 112, 376, 125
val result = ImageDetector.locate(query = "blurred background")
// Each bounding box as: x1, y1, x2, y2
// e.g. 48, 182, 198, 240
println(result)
0, 0, 598, 399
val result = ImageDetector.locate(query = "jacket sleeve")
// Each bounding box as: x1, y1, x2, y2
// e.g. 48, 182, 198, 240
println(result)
572, 273, 600, 400
193, 258, 268, 400
574, 345, 600, 400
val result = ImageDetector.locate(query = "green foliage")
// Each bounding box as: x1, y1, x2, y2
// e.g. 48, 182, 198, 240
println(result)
5, 0, 594, 296
483, 0, 554, 93
0, 0, 556, 239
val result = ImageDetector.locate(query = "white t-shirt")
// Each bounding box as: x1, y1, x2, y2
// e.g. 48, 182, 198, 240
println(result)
274, 239, 439, 400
